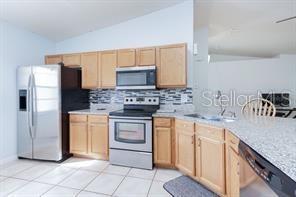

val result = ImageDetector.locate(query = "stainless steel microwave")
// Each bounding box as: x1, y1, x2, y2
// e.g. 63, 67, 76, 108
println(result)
116, 66, 156, 90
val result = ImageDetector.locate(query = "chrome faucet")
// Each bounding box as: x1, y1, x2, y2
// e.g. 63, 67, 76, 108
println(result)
215, 90, 225, 116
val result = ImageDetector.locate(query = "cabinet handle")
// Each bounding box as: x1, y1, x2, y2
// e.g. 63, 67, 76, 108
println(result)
230, 140, 237, 145
191, 135, 194, 144
196, 138, 201, 146
237, 162, 240, 175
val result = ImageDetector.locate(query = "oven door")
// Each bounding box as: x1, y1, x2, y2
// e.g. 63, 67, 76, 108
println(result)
116, 66, 156, 90
109, 117, 152, 152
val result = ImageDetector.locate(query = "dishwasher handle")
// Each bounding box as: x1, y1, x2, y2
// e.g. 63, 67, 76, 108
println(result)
239, 140, 296, 197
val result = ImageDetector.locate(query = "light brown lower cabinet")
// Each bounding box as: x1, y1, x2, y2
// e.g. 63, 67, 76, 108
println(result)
228, 146, 240, 197
70, 116, 88, 155
195, 124, 226, 195
175, 119, 195, 176
226, 130, 240, 197
153, 118, 174, 167
87, 115, 109, 160
70, 114, 108, 160
226, 130, 258, 197
152, 118, 261, 197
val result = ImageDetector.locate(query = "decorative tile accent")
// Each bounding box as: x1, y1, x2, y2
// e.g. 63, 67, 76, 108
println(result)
89, 88, 193, 106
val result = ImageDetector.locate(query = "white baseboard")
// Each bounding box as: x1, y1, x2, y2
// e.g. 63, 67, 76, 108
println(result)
0, 155, 18, 166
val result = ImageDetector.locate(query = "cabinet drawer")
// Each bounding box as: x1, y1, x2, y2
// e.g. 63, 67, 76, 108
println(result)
88, 115, 108, 124
196, 124, 224, 141
226, 130, 239, 153
70, 115, 87, 123
175, 119, 194, 132
154, 118, 172, 127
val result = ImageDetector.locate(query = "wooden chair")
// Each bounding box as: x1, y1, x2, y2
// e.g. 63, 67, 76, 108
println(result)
242, 98, 276, 117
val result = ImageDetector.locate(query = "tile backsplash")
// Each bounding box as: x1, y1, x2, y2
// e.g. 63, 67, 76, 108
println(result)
89, 88, 193, 105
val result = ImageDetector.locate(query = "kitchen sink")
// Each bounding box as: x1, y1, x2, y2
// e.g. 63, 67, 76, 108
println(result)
185, 113, 236, 122
185, 113, 222, 121
96, 108, 107, 111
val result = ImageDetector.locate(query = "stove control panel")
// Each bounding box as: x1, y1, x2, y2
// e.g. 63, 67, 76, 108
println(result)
124, 97, 160, 105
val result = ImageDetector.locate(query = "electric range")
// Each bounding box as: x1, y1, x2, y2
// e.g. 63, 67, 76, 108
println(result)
109, 96, 160, 170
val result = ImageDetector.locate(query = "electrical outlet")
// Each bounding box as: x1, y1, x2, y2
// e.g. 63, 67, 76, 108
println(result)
181, 94, 188, 103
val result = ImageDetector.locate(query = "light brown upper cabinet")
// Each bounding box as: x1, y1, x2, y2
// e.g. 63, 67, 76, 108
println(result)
156, 43, 187, 88
136, 47, 156, 66
117, 49, 136, 67
45, 55, 63, 65
175, 119, 195, 176
195, 124, 226, 195
81, 52, 98, 89
63, 53, 81, 67
99, 50, 117, 88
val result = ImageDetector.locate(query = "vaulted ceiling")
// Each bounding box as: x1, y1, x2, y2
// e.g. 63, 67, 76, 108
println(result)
195, 0, 296, 57
0, 0, 186, 41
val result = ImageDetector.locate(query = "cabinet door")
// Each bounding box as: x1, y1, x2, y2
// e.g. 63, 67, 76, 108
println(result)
228, 147, 240, 197
81, 52, 98, 89
196, 136, 225, 194
63, 53, 81, 67
99, 51, 117, 88
154, 127, 172, 165
70, 122, 88, 155
117, 49, 136, 67
88, 121, 108, 160
45, 55, 63, 65
175, 129, 195, 176
156, 43, 187, 88
137, 47, 156, 66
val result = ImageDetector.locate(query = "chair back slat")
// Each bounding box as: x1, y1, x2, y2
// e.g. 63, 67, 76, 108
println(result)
263, 102, 268, 115
258, 101, 263, 116
242, 98, 276, 117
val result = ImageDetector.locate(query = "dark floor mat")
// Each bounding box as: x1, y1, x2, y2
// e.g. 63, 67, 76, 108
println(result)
163, 175, 219, 197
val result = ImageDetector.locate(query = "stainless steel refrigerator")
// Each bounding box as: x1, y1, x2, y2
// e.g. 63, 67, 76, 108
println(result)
17, 64, 89, 162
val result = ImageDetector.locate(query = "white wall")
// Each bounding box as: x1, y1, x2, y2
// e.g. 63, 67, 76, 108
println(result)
55, 0, 194, 86
207, 55, 296, 110
0, 20, 55, 162
193, 27, 209, 110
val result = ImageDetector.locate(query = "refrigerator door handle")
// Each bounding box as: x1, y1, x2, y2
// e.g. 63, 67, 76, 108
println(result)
27, 74, 33, 139
31, 74, 37, 139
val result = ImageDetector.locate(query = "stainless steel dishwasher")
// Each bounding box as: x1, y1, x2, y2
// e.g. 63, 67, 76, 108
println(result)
239, 141, 296, 197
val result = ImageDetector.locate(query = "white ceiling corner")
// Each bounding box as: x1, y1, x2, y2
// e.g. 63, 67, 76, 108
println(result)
0, 0, 187, 41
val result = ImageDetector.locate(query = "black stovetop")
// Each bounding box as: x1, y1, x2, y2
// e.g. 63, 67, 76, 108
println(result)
109, 109, 155, 117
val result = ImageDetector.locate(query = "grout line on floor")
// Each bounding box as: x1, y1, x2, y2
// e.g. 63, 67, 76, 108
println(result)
4, 177, 33, 196
1, 162, 36, 178
110, 167, 132, 196
76, 170, 103, 195
146, 167, 158, 196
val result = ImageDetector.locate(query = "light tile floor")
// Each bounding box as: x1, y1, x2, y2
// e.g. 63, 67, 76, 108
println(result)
0, 157, 181, 196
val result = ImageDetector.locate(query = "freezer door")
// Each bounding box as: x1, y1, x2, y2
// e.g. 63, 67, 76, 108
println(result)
17, 66, 33, 159
32, 65, 62, 161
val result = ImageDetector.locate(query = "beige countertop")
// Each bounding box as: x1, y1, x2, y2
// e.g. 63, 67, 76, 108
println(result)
69, 106, 296, 182
68, 105, 121, 115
